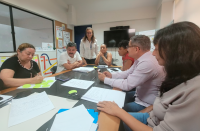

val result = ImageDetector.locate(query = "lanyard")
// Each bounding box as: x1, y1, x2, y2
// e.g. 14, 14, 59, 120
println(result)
90, 42, 92, 50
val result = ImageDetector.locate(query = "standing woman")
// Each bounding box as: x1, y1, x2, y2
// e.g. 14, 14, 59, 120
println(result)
80, 27, 98, 64
0, 43, 43, 91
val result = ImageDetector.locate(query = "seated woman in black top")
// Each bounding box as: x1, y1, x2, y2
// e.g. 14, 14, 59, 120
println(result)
0, 43, 43, 91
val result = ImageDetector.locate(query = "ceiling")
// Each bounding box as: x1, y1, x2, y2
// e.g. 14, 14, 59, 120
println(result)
64, 0, 160, 12
0, 4, 37, 19
0, 0, 161, 20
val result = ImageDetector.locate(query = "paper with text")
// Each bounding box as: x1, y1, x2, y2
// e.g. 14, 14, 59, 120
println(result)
50, 104, 94, 131
61, 79, 94, 89
72, 67, 94, 73
8, 92, 54, 127
81, 87, 126, 108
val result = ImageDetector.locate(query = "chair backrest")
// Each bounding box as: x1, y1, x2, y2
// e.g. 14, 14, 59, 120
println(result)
50, 66, 57, 74
112, 58, 117, 66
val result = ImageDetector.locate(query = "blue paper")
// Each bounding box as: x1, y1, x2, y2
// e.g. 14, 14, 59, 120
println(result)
57, 108, 98, 124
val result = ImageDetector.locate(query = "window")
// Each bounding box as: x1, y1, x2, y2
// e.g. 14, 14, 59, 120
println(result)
0, 2, 54, 52
0, 3, 14, 52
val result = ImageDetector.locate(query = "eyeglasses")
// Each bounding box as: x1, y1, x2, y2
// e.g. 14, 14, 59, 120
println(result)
126, 45, 140, 50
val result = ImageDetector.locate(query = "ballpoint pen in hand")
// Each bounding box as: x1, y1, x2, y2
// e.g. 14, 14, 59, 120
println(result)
91, 77, 96, 81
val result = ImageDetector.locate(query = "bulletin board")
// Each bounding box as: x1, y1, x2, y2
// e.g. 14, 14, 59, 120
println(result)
54, 20, 73, 49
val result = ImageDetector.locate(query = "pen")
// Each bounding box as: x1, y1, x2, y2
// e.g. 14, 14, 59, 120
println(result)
91, 77, 96, 81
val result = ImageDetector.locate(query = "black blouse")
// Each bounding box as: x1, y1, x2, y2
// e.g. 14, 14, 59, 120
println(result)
0, 56, 40, 90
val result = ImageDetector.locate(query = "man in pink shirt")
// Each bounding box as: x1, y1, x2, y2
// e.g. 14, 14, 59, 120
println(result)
98, 35, 165, 112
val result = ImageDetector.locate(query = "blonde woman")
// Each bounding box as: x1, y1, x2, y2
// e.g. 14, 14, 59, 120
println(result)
80, 27, 98, 64
0, 43, 43, 91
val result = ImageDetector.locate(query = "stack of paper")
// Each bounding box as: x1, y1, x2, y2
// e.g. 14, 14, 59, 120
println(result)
72, 67, 94, 73
50, 104, 95, 131
0, 95, 13, 107
97, 65, 108, 68
61, 79, 94, 89
0, 95, 12, 103
18, 77, 56, 89
8, 91, 54, 127
56, 108, 98, 131
81, 87, 126, 108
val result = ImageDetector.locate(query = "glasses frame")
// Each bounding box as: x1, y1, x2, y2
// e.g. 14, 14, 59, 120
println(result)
126, 45, 140, 50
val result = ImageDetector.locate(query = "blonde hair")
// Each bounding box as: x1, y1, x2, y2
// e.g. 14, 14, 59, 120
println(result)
13, 43, 35, 57
82, 27, 96, 43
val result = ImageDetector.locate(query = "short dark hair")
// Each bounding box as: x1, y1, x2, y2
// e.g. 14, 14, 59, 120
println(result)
66, 42, 76, 48
118, 40, 129, 49
130, 35, 150, 51
154, 21, 200, 96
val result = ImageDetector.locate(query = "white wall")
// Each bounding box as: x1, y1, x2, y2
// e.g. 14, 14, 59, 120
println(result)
160, 1, 174, 28
92, 18, 156, 66
76, 6, 157, 25
155, 0, 174, 29
155, 6, 162, 30
175, 0, 200, 26
1, 0, 68, 24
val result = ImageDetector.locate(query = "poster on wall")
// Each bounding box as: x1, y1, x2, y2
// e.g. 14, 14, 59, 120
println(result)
61, 24, 65, 30
63, 31, 70, 46
58, 40, 63, 48
42, 43, 53, 50
56, 26, 62, 38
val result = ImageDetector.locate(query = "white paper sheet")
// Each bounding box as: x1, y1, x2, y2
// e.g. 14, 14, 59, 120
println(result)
61, 79, 94, 89
42, 43, 53, 51
89, 123, 98, 131
56, 26, 62, 38
63, 31, 70, 46
18, 77, 56, 89
58, 39, 63, 48
72, 67, 94, 73
8, 92, 54, 127
0, 95, 12, 103
50, 104, 94, 131
81, 87, 126, 108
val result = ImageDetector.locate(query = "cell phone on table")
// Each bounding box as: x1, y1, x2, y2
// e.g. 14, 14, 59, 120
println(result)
56, 75, 71, 82
110, 68, 118, 71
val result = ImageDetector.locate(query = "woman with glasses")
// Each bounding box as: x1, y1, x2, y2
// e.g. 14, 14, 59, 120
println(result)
80, 27, 98, 64
97, 22, 200, 131
0, 43, 43, 91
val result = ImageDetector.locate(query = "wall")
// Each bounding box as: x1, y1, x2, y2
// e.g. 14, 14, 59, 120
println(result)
155, 6, 162, 30
155, 0, 174, 29
1, 0, 68, 24
160, 1, 174, 28
76, 6, 157, 25
92, 18, 156, 66
175, 0, 200, 26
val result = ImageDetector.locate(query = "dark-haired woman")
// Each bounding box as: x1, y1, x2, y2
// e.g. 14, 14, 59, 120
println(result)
80, 27, 98, 64
0, 43, 43, 91
97, 21, 200, 131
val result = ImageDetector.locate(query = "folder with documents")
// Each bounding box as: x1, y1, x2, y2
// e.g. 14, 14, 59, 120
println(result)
72, 67, 94, 73
37, 105, 99, 131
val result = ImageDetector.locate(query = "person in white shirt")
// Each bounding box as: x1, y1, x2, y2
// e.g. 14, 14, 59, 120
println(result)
56, 42, 82, 73
80, 27, 98, 64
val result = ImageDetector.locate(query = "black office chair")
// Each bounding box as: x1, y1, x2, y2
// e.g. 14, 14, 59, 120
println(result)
112, 58, 117, 66
50, 66, 57, 74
